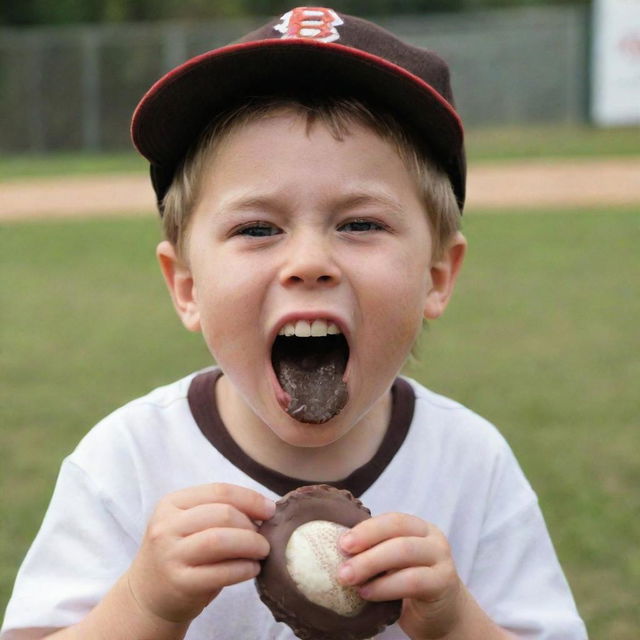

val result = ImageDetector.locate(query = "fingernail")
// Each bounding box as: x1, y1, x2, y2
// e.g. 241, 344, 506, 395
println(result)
263, 499, 276, 517
341, 532, 354, 552
338, 564, 354, 585
358, 584, 371, 598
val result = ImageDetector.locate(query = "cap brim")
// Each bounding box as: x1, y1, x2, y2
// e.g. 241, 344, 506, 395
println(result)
131, 39, 465, 209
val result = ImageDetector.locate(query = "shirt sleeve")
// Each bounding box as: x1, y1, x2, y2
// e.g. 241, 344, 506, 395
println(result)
1, 459, 139, 639
466, 443, 588, 640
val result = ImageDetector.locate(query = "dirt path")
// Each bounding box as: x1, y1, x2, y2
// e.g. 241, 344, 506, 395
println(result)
2, 157, 639, 221
466, 157, 640, 211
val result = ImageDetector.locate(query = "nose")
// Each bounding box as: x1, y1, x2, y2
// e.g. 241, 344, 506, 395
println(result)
279, 232, 341, 288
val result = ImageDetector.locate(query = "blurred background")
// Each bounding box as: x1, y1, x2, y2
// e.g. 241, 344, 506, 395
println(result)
1, 1, 639, 638
0, 0, 597, 150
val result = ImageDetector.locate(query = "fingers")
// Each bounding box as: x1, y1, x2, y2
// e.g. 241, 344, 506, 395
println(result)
174, 502, 258, 537
339, 536, 439, 585
169, 483, 276, 521
174, 559, 262, 595
154, 483, 273, 566
127, 557, 263, 623
130, 484, 275, 622
358, 564, 458, 602
148, 483, 274, 551
336, 513, 466, 638
341, 512, 430, 554
179, 527, 270, 566
338, 513, 454, 599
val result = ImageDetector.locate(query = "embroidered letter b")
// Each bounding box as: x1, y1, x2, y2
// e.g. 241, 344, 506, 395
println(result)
275, 7, 344, 43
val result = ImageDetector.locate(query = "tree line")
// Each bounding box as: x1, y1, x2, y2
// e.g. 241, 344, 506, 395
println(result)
2, 0, 585, 26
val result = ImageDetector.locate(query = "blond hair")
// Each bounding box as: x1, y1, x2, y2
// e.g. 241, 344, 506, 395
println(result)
162, 97, 461, 259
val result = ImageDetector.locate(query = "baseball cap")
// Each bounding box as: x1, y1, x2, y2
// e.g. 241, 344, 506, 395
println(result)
131, 6, 466, 212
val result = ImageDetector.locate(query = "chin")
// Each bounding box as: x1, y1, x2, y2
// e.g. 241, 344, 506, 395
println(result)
270, 411, 352, 449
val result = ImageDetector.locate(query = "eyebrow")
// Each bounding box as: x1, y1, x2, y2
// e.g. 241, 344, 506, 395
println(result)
213, 194, 282, 219
214, 189, 407, 219
334, 192, 406, 217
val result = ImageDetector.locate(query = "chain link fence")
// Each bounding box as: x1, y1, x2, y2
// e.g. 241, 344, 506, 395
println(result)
0, 6, 589, 153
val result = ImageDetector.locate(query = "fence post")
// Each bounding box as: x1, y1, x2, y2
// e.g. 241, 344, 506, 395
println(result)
25, 32, 45, 151
82, 28, 101, 151
163, 22, 188, 73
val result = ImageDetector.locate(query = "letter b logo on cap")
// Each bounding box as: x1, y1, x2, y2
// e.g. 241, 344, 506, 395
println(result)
275, 7, 344, 43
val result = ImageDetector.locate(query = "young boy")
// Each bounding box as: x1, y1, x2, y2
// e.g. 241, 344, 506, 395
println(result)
2, 7, 587, 640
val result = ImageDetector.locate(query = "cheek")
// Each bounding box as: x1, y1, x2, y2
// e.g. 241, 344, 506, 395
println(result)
361, 250, 430, 309
356, 254, 431, 351
192, 261, 267, 349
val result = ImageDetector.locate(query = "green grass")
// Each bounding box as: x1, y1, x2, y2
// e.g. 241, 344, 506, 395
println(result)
1, 124, 638, 180
0, 151, 147, 181
465, 124, 640, 162
2, 208, 639, 638
408, 205, 640, 638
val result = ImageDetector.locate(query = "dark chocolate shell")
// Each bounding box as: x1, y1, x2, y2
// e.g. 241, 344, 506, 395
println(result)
256, 484, 402, 639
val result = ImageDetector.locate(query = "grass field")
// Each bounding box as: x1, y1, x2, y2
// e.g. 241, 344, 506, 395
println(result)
1, 124, 639, 180
1, 205, 638, 637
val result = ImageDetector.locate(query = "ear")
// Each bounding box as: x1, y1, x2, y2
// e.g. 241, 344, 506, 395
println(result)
424, 232, 467, 320
156, 240, 201, 332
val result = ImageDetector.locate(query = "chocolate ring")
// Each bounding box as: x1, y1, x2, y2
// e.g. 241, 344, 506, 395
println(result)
256, 485, 402, 639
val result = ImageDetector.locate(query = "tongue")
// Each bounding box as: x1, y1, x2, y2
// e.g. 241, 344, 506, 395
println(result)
273, 337, 348, 424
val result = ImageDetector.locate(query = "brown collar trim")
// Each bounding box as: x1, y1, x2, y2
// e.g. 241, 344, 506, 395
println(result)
188, 369, 415, 498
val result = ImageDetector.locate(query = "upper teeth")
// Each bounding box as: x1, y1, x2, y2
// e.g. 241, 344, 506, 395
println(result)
278, 319, 341, 337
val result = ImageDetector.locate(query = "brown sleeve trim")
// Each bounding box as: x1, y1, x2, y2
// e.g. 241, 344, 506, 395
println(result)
188, 369, 415, 498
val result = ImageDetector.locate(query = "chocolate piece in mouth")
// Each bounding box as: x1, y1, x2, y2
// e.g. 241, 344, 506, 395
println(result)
272, 335, 349, 423
256, 485, 402, 640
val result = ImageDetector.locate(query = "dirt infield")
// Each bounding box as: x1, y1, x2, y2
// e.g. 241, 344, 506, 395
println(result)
2, 156, 639, 221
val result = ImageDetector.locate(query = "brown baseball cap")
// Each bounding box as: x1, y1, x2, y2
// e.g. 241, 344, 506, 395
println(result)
131, 6, 466, 212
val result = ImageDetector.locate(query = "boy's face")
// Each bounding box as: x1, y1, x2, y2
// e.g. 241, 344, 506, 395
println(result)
158, 112, 465, 448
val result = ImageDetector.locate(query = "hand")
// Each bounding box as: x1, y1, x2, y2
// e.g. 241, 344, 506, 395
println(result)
338, 513, 465, 639
127, 483, 275, 625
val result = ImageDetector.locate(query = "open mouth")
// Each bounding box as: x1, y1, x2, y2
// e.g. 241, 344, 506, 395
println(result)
271, 320, 349, 424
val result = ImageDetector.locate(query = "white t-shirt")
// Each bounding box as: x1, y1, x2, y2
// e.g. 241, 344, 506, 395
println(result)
1, 370, 587, 639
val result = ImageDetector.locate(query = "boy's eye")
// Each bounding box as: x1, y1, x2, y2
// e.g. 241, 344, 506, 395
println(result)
234, 222, 281, 237
339, 219, 385, 233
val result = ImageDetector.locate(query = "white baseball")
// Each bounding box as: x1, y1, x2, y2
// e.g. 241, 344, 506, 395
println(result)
285, 520, 366, 617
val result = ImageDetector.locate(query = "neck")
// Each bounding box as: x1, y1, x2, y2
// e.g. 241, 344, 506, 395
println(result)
215, 375, 392, 482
